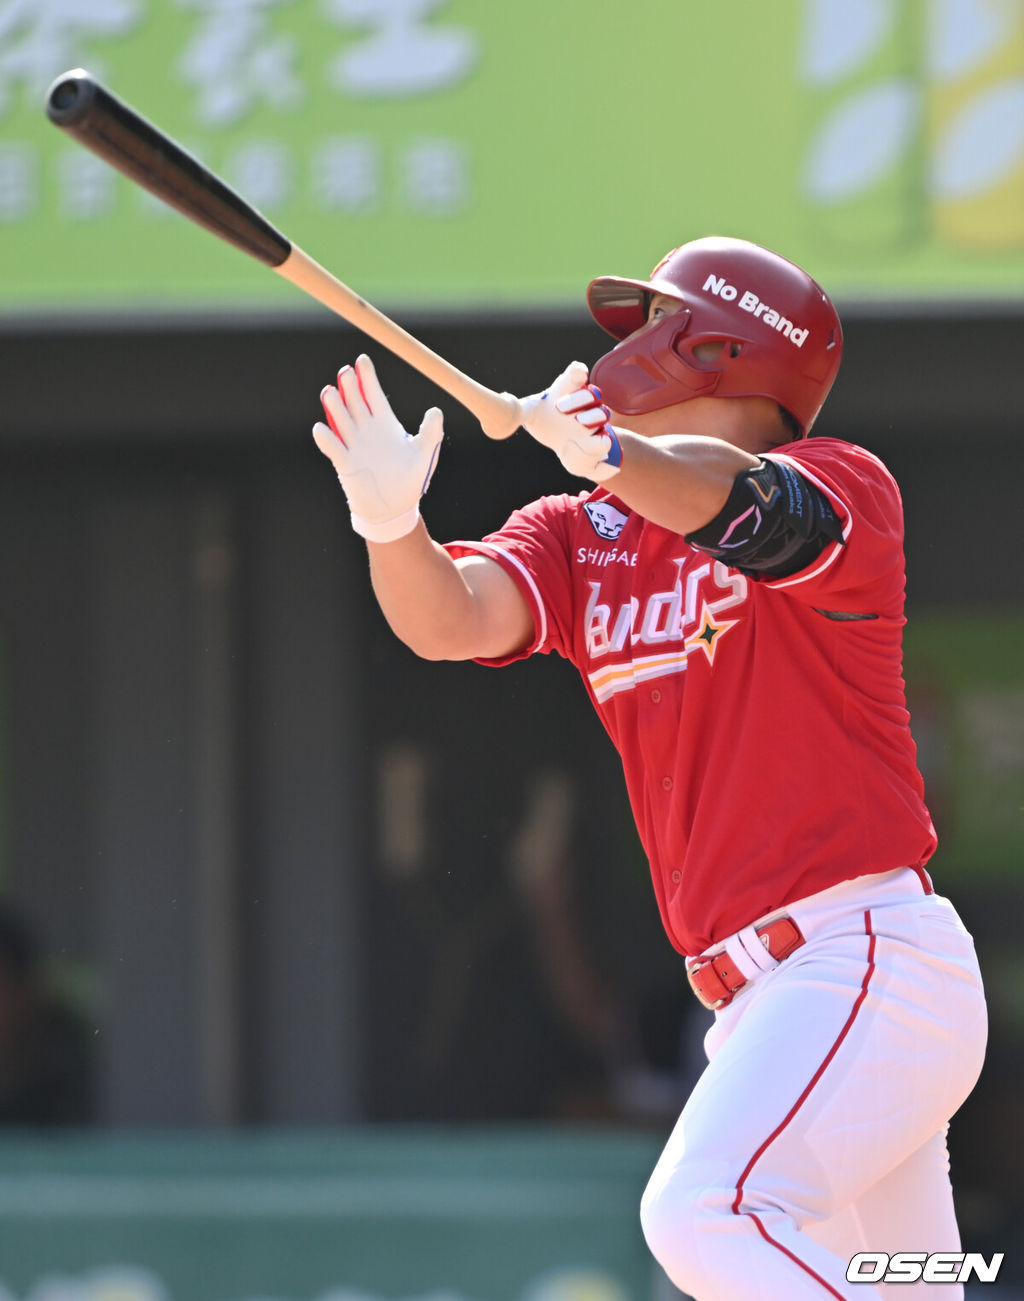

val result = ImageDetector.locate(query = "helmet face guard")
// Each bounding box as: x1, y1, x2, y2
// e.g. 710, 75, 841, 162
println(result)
587, 238, 843, 435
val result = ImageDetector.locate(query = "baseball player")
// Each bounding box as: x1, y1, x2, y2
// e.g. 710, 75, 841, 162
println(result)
312, 237, 988, 1300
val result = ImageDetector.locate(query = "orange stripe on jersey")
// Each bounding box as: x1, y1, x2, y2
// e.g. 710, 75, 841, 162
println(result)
589, 650, 691, 702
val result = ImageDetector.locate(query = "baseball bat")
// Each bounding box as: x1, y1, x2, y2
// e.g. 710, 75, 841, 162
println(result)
45, 68, 524, 440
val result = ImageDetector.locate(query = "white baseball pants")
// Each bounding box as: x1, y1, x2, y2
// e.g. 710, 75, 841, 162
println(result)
640, 869, 988, 1301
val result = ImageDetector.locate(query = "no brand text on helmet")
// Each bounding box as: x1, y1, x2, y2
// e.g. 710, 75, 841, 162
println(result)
702, 274, 809, 347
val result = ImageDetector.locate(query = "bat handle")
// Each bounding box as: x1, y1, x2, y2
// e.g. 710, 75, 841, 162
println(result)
276, 247, 524, 440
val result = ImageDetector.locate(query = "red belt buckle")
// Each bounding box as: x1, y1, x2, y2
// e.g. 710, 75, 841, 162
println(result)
686, 953, 747, 1011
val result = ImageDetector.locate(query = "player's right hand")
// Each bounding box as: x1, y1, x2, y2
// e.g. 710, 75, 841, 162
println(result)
313, 353, 444, 543
519, 361, 623, 482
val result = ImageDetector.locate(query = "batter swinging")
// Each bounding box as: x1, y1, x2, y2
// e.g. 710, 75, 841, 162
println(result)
312, 237, 987, 1300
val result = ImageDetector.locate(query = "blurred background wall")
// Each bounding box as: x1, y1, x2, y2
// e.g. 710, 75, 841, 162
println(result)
0, 2, 1021, 1299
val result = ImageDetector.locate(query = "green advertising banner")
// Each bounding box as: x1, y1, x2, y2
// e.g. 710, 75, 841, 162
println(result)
0, 0, 1022, 317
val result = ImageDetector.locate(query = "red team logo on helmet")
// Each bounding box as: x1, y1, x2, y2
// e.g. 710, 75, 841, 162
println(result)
587, 237, 843, 435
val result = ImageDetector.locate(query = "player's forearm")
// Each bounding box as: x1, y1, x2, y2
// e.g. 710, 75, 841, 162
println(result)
365, 522, 481, 660
518, 368, 758, 533
609, 431, 759, 536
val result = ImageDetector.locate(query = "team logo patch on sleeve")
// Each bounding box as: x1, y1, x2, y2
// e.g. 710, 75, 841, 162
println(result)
584, 501, 629, 540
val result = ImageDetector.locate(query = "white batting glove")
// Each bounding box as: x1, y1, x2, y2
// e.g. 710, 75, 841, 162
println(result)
313, 354, 444, 543
519, 361, 623, 482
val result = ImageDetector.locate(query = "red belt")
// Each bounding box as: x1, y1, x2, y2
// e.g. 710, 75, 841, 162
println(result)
686, 915, 805, 1011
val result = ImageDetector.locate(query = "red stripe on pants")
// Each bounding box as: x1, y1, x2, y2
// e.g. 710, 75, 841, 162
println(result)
730, 909, 878, 1296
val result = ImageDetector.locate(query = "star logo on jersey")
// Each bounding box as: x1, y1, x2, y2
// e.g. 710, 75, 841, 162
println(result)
684, 602, 739, 665
583, 501, 629, 540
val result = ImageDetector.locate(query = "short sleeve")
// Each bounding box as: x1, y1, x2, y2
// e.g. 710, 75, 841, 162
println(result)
443, 492, 580, 664
759, 439, 906, 615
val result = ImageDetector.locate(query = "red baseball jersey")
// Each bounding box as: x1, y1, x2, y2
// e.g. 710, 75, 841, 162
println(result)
444, 437, 936, 957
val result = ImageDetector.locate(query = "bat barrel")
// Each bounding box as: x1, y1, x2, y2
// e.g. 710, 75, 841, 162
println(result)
45, 68, 292, 269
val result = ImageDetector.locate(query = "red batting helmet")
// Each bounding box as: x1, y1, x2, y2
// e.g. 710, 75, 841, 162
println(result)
587, 237, 842, 435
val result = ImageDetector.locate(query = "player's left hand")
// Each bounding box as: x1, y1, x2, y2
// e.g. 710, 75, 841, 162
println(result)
519, 362, 623, 482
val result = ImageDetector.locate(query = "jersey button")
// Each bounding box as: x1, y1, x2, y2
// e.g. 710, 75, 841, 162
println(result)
661, 776, 673, 791
671, 870, 682, 884
650, 689, 662, 704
